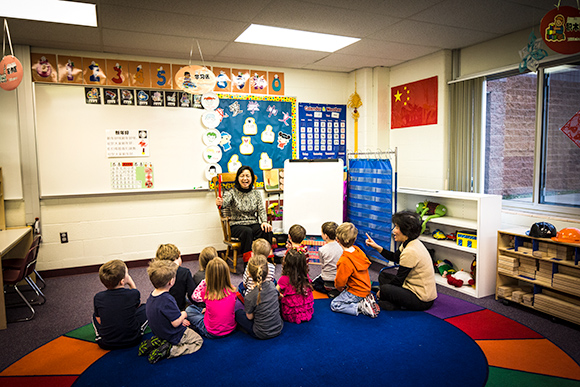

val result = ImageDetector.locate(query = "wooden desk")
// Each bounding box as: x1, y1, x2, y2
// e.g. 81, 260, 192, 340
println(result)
0, 227, 33, 329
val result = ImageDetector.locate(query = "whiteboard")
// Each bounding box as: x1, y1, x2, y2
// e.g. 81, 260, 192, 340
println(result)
35, 84, 208, 197
283, 159, 344, 236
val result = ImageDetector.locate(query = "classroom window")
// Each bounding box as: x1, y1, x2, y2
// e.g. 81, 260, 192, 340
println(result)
484, 58, 580, 213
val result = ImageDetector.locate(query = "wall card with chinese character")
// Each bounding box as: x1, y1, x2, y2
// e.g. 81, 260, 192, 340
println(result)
34, 84, 209, 196
214, 94, 296, 187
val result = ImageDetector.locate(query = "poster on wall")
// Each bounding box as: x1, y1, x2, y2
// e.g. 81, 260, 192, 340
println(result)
214, 94, 296, 187
57, 56, 83, 84
106, 60, 129, 86
30, 53, 58, 83
391, 76, 438, 129
106, 129, 149, 157
110, 161, 154, 189
298, 103, 347, 164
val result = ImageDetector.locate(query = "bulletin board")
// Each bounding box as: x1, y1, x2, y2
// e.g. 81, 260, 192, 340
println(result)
34, 84, 209, 197
283, 159, 344, 235
215, 94, 296, 186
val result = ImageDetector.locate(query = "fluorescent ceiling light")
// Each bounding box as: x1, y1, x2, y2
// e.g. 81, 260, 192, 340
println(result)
0, 0, 97, 27
235, 24, 359, 52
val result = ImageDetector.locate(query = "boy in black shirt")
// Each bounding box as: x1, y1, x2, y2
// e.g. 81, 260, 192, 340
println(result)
93, 259, 148, 349
155, 243, 195, 310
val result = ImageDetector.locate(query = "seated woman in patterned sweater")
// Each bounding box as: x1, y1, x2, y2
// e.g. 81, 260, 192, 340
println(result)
215, 166, 273, 264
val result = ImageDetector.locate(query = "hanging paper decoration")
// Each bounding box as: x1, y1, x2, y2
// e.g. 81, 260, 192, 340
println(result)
541, 5, 580, 55
560, 109, 580, 149
519, 30, 548, 73
201, 91, 219, 110
1, 20, 23, 91
0, 55, 23, 91
174, 65, 216, 94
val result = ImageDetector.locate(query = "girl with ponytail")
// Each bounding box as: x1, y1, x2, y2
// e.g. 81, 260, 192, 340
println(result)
234, 254, 283, 339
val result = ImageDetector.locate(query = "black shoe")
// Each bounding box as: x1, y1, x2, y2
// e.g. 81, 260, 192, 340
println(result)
138, 336, 163, 356
371, 285, 380, 294
148, 341, 172, 364
327, 289, 340, 298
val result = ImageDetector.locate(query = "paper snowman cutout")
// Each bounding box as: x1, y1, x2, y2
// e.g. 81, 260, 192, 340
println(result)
259, 152, 273, 170
243, 117, 258, 135
228, 154, 242, 173
261, 125, 275, 143
239, 136, 254, 155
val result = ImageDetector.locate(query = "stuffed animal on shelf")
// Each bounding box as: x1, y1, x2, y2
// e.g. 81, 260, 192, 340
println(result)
447, 269, 475, 287
434, 259, 456, 278
416, 201, 448, 234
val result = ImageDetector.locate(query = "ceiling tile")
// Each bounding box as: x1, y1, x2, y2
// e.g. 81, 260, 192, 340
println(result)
253, 0, 400, 37
369, 20, 498, 49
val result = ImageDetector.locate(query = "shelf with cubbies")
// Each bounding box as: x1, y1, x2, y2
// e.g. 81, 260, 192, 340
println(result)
496, 229, 580, 325
397, 188, 502, 298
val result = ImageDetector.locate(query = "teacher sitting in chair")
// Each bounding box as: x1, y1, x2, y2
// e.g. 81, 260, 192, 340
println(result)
215, 166, 273, 264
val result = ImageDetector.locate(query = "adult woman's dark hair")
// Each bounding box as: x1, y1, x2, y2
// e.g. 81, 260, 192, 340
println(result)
392, 211, 422, 241
234, 165, 255, 193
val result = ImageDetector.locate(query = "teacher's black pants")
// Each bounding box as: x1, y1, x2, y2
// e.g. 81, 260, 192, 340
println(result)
231, 223, 273, 260
378, 271, 434, 311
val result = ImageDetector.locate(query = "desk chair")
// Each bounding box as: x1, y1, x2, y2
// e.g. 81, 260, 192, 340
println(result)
3, 238, 45, 322
3, 235, 45, 289
212, 173, 242, 273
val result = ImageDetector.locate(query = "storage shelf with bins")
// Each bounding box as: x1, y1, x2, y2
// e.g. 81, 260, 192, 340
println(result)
496, 229, 580, 325
397, 188, 502, 298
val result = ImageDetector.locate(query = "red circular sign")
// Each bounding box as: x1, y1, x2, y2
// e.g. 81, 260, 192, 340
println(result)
541, 6, 580, 55
0, 55, 24, 91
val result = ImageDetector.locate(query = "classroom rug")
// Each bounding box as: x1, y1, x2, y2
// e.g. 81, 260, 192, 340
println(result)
2, 295, 580, 387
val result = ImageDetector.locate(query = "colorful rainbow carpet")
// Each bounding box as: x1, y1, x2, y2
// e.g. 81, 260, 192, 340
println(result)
2, 293, 580, 386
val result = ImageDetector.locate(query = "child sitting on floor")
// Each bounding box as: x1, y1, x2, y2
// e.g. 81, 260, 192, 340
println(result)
142, 260, 203, 363
239, 238, 276, 297
186, 258, 237, 338
193, 246, 218, 290
235, 254, 283, 339
286, 224, 309, 263
312, 221, 341, 297
277, 249, 314, 324
330, 222, 379, 318
92, 259, 148, 350
154, 243, 195, 311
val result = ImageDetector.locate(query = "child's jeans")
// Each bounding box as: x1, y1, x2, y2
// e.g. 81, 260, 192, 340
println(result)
185, 304, 220, 339
330, 290, 363, 316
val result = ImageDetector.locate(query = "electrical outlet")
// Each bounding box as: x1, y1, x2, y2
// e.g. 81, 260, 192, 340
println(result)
60, 232, 68, 243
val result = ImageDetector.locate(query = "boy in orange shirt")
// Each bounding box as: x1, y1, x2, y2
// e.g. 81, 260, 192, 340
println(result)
330, 222, 379, 318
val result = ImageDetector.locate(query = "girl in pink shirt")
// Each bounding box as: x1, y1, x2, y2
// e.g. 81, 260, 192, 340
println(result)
186, 258, 236, 338
277, 249, 314, 324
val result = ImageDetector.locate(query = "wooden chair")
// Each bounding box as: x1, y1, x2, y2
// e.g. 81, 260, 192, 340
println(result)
212, 173, 242, 273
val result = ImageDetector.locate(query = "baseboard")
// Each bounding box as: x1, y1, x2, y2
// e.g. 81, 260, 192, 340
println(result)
38, 252, 206, 278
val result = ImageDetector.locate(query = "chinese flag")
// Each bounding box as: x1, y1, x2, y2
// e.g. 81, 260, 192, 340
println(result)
391, 76, 438, 129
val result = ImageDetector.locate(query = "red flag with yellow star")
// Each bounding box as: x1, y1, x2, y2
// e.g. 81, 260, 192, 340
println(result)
391, 76, 438, 129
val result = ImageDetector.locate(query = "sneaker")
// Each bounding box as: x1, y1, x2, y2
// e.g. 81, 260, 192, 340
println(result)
358, 294, 380, 318
148, 341, 172, 364
138, 336, 163, 356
